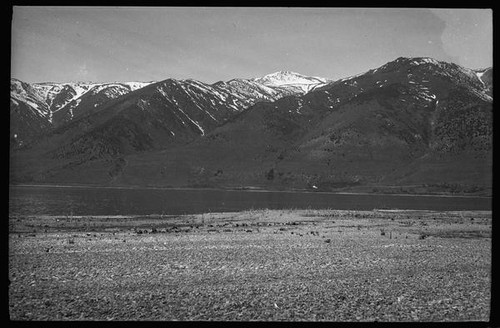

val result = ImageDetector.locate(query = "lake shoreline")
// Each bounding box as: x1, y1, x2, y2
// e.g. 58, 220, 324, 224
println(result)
9, 209, 491, 321
10, 183, 492, 198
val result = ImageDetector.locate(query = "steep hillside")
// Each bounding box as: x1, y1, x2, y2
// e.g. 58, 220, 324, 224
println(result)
10, 79, 153, 148
50, 82, 152, 126
474, 67, 493, 97
10, 71, 327, 150
10, 79, 53, 147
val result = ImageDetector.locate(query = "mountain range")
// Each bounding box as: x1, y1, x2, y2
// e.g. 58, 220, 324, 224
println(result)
10, 57, 493, 195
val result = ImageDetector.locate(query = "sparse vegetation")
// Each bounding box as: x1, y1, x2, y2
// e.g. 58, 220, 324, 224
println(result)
9, 209, 491, 321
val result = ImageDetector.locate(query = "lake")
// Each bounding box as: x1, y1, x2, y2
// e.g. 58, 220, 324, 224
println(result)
9, 185, 491, 217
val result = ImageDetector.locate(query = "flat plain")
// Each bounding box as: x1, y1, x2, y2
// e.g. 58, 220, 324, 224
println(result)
9, 209, 491, 321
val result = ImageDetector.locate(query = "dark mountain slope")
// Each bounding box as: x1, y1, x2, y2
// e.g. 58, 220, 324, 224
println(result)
10, 72, 328, 183
99, 57, 492, 193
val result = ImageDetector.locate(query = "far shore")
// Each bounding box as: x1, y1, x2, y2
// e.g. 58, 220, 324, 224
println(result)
9, 183, 492, 198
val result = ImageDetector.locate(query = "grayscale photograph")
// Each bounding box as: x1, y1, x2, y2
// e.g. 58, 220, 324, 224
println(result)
9, 6, 492, 321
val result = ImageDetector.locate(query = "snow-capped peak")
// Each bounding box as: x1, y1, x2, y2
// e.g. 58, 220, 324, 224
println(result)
252, 71, 329, 93
255, 71, 327, 85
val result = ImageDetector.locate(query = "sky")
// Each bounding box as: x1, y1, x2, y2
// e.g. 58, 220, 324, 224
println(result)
11, 7, 493, 84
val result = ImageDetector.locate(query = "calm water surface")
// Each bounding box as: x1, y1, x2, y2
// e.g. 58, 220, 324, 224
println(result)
9, 185, 491, 216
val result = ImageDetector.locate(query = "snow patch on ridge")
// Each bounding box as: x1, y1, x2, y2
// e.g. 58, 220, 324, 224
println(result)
122, 81, 153, 91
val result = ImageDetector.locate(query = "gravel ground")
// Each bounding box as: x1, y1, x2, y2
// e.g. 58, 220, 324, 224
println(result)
9, 209, 491, 321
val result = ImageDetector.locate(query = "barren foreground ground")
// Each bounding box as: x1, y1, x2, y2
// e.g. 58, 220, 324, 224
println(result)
9, 209, 491, 321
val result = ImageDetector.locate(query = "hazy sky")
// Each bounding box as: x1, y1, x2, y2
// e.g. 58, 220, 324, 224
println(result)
11, 7, 493, 83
